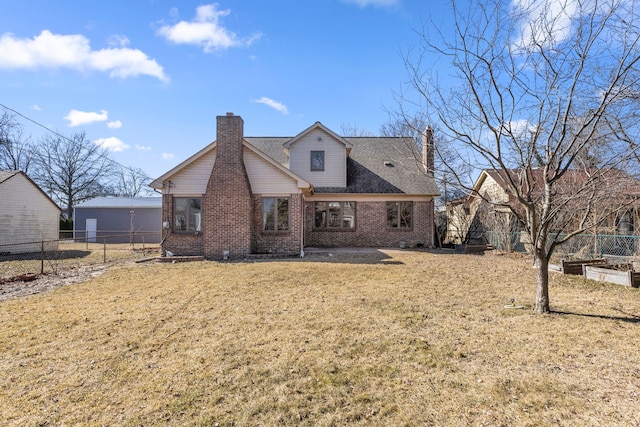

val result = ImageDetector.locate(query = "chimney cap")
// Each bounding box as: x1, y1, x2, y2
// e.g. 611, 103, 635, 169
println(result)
226, 112, 234, 116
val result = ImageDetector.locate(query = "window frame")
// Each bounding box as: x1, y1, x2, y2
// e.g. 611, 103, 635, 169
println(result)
314, 201, 356, 230
387, 201, 413, 230
310, 150, 325, 171
262, 197, 290, 232
174, 197, 202, 233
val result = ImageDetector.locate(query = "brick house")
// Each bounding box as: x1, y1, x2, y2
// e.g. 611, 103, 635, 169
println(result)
149, 113, 439, 259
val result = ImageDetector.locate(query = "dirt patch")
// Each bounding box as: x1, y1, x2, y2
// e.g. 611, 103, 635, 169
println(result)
0, 264, 108, 301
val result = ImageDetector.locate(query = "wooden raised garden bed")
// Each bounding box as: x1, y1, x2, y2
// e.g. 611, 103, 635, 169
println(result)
549, 259, 606, 275
561, 259, 606, 275
583, 265, 640, 288
454, 244, 494, 254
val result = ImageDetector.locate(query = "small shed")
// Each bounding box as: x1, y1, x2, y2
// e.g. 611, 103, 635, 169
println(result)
73, 197, 162, 244
0, 170, 61, 254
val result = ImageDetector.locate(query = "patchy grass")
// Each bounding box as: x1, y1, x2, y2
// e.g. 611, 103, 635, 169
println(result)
0, 250, 639, 426
0, 241, 158, 281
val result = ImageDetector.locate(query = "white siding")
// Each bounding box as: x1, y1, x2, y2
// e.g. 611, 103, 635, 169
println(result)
244, 149, 298, 194
169, 150, 216, 195
288, 129, 347, 187
0, 174, 59, 253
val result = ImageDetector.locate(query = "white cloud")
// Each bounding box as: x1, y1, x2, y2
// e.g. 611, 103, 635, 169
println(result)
107, 120, 122, 129
162, 152, 175, 160
30, 104, 42, 111
158, 4, 261, 52
135, 144, 152, 151
107, 34, 130, 48
0, 30, 168, 81
94, 136, 130, 152
511, 0, 579, 48
500, 119, 537, 138
64, 109, 108, 127
342, 0, 400, 7
253, 97, 289, 114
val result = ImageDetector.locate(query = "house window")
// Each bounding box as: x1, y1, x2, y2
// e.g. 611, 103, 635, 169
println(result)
314, 202, 355, 229
263, 198, 289, 231
616, 210, 634, 235
311, 150, 325, 171
174, 197, 201, 232
387, 201, 413, 229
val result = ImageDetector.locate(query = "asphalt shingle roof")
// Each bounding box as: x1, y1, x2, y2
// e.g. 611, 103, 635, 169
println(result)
246, 136, 439, 196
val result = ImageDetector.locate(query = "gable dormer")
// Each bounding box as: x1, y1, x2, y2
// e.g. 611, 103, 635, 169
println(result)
283, 122, 353, 187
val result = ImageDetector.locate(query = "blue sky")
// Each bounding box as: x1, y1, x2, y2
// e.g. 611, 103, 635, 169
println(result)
0, 0, 451, 179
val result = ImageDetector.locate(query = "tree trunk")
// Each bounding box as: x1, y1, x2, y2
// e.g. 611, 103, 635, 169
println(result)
67, 194, 73, 220
534, 253, 550, 314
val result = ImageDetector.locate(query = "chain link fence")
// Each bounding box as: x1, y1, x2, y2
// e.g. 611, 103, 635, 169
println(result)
0, 233, 161, 283
485, 231, 640, 260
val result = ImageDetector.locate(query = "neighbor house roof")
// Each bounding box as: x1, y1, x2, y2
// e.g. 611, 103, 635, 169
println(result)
0, 170, 61, 211
0, 170, 20, 184
465, 168, 640, 208
74, 197, 162, 209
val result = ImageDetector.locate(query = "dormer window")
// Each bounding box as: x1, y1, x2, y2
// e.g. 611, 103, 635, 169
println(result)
311, 150, 325, 171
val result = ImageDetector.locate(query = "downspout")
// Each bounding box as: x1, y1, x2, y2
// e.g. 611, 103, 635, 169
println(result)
300, 194, 305, 258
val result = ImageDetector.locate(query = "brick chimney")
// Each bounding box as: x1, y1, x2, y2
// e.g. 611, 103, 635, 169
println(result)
422, 125, 434, 177
203, 113, 253, 258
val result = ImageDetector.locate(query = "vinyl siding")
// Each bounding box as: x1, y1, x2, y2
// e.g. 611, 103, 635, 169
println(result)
0, 174, 59, 253
169, 150, 216, 195
244, 149, 299, 194
288, 129, 347, 187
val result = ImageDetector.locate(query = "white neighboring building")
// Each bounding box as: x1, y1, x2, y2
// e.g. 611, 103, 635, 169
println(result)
0, 171, 61, 254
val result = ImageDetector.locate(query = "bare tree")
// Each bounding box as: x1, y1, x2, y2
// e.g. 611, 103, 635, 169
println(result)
381, 111, 469, 208
0, 110, 33, 173
111, 165, 154, 197
340, 122, 375, 137
34, 131, 115, 219
400, 0, 640, 313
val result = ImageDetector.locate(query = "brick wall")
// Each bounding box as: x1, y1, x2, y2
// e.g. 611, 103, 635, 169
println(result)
251, 194, 303, 255
161, 194, 204, 255
304, 200, 434, 248
203, 113, 253, 259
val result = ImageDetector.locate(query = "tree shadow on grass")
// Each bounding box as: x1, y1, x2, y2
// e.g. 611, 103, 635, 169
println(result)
552, 309, 640, 324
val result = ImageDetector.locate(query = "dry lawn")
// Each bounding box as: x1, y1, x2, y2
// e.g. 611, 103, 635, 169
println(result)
1, 250, 639, 426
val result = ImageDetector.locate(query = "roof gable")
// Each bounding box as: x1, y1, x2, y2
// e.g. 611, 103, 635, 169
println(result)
150, 122, 439, 197
149, 140, 311, 192
283, 122, 353, 154
149, 141, 216, 189
248, 136, 439, 196
0, 170, 61, 211
472, 168, 640, 203
243, 141, 311, 190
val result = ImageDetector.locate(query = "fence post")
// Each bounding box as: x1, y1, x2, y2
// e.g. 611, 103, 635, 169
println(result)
598, 234, 603, 258
103, 237, 107, 263
40, 240, 45, 274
